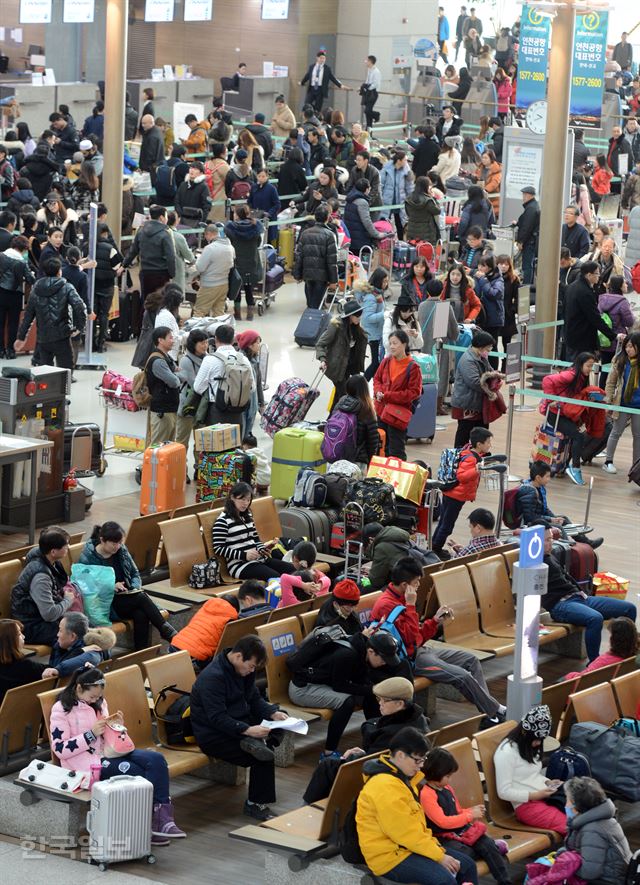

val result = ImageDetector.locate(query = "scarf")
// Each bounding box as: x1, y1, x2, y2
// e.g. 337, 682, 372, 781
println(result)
623, 358, 639, 404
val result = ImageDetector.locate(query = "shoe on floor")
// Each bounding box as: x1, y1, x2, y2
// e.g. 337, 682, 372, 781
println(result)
243, 800, 275, 821
152, 801, 186, 838
318, 750, 342, 763
239, 737, 275, 762
151, 832, 170, 847
585, 536, 603, 550
602, 461, 617, 474
566, 466, 585, 486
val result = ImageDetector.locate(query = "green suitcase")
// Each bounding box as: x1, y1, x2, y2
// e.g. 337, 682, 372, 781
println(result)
270, 428, 325, 501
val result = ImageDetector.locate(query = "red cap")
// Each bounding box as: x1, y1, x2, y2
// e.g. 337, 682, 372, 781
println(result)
333, 579, 361, 603
236, 330, 260, 351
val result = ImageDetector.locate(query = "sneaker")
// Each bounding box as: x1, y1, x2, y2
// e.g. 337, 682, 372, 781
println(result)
318, 750, 342, 763
151, 832, 170, 847
602, 461, 617, 474
243, 800, 276, 821
566, 466, 585, 486
239, 737, 275, 762
593, 451, 607, 459
152, 801, 186, 839
494, 839, 509, 856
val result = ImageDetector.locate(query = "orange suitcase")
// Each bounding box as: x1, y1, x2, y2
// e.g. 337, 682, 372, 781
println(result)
140, 442, 186, 515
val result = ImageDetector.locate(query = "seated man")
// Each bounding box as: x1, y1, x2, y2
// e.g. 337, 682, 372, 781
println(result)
303, 676, 430, 805
237, 580, 273, 618
10, 526, 75, 646
49, 613, 115, 677
316, 579, 363, 635
371, 558, 506, 723
356, 726, 478, 884
169, 594, 239, 671
450, 507, 502, 558
189, 635, 288, 821
364, 523, 438, 591
516, 462, 603, 549
542, 527, 636, 663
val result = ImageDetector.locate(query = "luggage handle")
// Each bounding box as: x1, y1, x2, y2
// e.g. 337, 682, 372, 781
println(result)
543, 406, 561, 434
320, 286, 339, 312
310, 366, 326, 389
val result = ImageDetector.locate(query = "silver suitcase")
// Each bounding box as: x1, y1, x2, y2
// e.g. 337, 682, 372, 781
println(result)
87, 774, 155, 870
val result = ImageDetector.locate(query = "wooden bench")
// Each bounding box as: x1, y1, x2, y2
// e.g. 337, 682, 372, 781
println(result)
615, 656, 638, 677
0, 676, 58, 773
556, 662, 623, 741
447, 737, 552, 871
612, 669, 640, 718
124, 511, 171, 576
431, 567, 517, 656
142, 650, 201, 750
172, 501, 215, 519
569, 682, 620, 726
540, 679, 578, 736
269, 600, 311, 622
474, 721, 563, 843
99, 644, 162, 674
198, 508, 239, 585
215, 611, 270, 655
158, 514, 208, 589
467, 555, 568, 646
502, 547, 519, 575
0, 532, 85, 567
429, 714, 484, 748
355, 590, 382, 628
299, 608, 318, 636
251, 496, 283, 543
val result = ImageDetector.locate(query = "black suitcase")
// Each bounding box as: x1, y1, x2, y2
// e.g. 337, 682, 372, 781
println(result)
109, 292, 133, 342
63, 423, 103, 474
395, 497, 418, 533
293, 288, 337, 348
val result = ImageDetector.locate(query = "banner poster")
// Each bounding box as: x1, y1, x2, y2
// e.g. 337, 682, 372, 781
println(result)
515, 6, 551, 119
569, 10, 608, 128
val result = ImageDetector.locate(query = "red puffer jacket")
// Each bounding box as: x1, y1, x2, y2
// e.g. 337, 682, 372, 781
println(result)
541, 369, 588, 423
445, 446, 482, 503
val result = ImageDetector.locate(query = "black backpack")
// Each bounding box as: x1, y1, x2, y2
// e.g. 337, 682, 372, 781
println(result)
627, 850, 640, 885
154, 686, 195, 745
155, 164, 177, 199
286, 624, 352, 677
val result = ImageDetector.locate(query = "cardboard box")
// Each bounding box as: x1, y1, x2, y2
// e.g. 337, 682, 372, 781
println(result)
194, 423, 241, 452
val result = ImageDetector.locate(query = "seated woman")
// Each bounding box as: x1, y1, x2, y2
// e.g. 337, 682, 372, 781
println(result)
80, 522, 177, 649
50, 666, 185, 845
316, 579, 362, 635
494, 705, 567, 836
564, 616, 639, 680
212, 482, 296, 582
0, 618, 58, 704
564, 776, 632, 884
277, 540, 331, 608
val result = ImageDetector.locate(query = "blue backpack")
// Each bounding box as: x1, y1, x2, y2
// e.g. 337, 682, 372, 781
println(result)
321, 409, 358, 462
155, 164, 177, 199
369, 604, 409, 662
545, 746, 591, 782
437, 447, 464, 489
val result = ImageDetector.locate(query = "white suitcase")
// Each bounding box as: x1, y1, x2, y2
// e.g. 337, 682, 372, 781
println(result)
19, 759, 90, 793
87, 774, 155, 870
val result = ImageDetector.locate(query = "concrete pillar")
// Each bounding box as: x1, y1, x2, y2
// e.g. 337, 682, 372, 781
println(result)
102, 0, 128, 250
535, 2, 576, 359
45, 0, 82, 83
84, 0, 107, 84
336, 0, 438, 123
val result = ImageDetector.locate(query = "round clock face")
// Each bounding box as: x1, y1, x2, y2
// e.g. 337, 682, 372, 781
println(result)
526, 100, 547, 135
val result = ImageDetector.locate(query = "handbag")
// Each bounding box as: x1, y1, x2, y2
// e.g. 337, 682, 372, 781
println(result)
228, 266, 243, 301
380, 402, 413, 430
70, 564, 116, 627
102, 719, 136, 758
367, 456, 429, 505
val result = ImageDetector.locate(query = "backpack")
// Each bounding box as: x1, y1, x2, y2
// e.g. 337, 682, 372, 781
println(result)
154, 686, 195, 745
597, 311, 613, 349
321, 410, 358, 462
131, 356, 154, 410
292, 467, 328, 508
502, 486, 521, 530
369, 604, 409, 661
632, 262, 640, 294
155, 164, 177, 199
545, 746, 591, 782
188, 557, 222, 589
437, 447, 464, 489
613, 717, 640, 738
230, 178, 252, 201
286, 623, 352, 677
213, 350, 253, 412
348, 477, 397, 525
0, 160, 16, 196
626, 849, 640, 885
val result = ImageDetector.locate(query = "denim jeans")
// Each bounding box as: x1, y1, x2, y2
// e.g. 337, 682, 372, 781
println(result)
385, 847, 478, 885
550, 594, 637, 661
100, 749, 170, 803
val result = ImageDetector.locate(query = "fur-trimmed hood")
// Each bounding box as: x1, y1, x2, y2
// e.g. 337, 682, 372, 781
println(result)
480, 370, 505, 401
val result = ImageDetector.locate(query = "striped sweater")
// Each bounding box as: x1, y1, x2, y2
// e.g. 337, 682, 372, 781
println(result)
212, 512, 267, 577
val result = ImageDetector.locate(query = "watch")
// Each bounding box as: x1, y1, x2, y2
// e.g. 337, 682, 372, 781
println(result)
525, 100, 548, 135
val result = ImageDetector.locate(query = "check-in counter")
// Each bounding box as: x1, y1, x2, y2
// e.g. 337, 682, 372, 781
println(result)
225, 76, 290, 121
176, 78, 214, 107
0, 82, 56, 136
55, 82, 99, 128
126, 79, 178, 121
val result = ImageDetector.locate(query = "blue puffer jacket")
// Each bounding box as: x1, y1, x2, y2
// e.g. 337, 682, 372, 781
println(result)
344, 190, 378, 256
379, 161, 414, 225
475, 269, 505, 327
357, 287, 385, 342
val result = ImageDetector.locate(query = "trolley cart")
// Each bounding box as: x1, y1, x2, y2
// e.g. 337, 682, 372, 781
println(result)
341, 501, 365, 581
97, 386, 147, 473
478, 458, 509, 536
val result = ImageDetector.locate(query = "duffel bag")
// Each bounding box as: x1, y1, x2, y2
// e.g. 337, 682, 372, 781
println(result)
569, 721, 640, 801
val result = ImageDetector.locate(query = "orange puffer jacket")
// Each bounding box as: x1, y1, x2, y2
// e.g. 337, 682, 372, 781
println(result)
171, 597, 238, 661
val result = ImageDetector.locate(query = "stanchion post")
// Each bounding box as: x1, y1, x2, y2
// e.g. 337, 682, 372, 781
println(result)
514, 322, 534, 412
505, 384, 521, 484
77, 203, 106, 371
435, 339, 446, 432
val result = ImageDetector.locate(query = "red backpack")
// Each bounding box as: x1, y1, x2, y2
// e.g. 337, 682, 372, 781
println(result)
502, 486, 521, 529
229, 178, 251, 202
631, 261, 640, 294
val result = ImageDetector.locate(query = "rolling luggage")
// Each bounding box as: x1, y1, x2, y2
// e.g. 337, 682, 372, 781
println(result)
271, 427, 326, 501
630, 457, 640, 487
294, 288, 337, 348
261, 373, 322, 437
280, 506, 331, 552
196, 448, 256, 502
552, 539, 598, 592
264, 264, 285, 294
87, 775, 154, 870
63, 423, 103, 473
140, 441, 186, 514
406, 383, 437, 441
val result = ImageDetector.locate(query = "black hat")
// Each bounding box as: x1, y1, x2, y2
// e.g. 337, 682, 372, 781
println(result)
396, 293, 417, 309
368, 632, 401, 667
343, 299, 364, 317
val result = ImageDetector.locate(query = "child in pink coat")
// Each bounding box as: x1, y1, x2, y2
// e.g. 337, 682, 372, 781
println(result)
564, 616, 638, 680
50, 666, 186, 846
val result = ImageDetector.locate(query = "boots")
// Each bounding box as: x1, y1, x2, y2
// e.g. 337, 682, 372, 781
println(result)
152, 801, 186, 839
159, 621, 178, 642
437, 396, 450, 416
234, 304, 242, 321
246, 307, 254, 321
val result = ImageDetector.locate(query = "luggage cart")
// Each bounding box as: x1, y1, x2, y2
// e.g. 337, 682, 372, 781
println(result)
479, 456, 509, 536
341, 501, 365, 581
97, 386, 147, 472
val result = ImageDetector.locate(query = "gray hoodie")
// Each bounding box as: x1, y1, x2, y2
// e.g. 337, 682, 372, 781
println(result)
565, 798, 631, 885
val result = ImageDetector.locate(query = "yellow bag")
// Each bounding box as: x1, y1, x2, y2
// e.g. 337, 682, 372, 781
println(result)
327, 386, 336, 413
592, 572, 629, 599
367, 456, 428, 505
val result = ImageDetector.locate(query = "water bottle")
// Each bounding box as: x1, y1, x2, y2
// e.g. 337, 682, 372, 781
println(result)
89, 762, 102, 789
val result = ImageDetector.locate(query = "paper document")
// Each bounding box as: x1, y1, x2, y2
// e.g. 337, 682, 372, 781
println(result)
260, 717, 309, 735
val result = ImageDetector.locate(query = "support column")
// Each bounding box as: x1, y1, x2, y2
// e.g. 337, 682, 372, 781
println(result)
536, 2, 576, 360
102, 0, 128, 250
45, 0, 82, 83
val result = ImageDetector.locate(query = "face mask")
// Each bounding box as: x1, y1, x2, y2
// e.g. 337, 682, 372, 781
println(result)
565, 804, 576, 821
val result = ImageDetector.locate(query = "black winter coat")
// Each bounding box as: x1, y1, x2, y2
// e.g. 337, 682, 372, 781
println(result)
22, 155, 59, 201
0, 252, 35, 292
293, 222, 338, 284
333, 394, 380, 464
139, 127, 165, 174
516, 199, 540, 247
7, 188, 40, 215
411, 137, 441, 178
53, 124, 79, 163
563, 277, 616, 354
361, 702, 429, 753
277, 160, 308, 199
189, 650, 278, 745
17, 275, 86, 343
175, 175, 211, 219
224, 219, 264, 285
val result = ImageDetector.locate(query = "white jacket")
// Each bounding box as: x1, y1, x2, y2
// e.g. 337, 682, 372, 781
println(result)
433, 149, 461, 182
195, 238, 235, 288
193, 344, 255, 401
154, 308, 182, 361
494, 738, 549, 809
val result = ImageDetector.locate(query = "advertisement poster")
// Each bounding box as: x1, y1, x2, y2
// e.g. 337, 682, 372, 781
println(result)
569, 10, 608, 128
184, 0, 211, 21
505, 143, 543, 200
515, 6, 551, 117
19, 0, 52, 23
144, 0, 174, 22
63, 0, 94, 22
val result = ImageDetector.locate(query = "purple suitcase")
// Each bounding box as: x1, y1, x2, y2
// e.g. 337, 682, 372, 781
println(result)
265, 264, 285, 294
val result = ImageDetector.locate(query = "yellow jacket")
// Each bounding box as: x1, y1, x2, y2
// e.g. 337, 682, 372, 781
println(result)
356, 754, 445, 876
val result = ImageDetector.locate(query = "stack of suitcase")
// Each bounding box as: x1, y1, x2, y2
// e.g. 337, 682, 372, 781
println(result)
195, 448, 257, 502
270, 427, 325, 501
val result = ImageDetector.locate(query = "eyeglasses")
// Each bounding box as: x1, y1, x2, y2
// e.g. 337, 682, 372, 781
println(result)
409, 754, 427, 765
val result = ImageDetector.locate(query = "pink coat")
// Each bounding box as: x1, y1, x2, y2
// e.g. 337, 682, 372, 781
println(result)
495, 78, 512, 115
50, 697, 109, 771
277, 570, 331, 608
564, 651, 624, 681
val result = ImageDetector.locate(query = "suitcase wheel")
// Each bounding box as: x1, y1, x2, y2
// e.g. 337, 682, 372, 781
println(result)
147, 855, 156, 864
257, 301, 264, 316
97, 457, 107, 477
